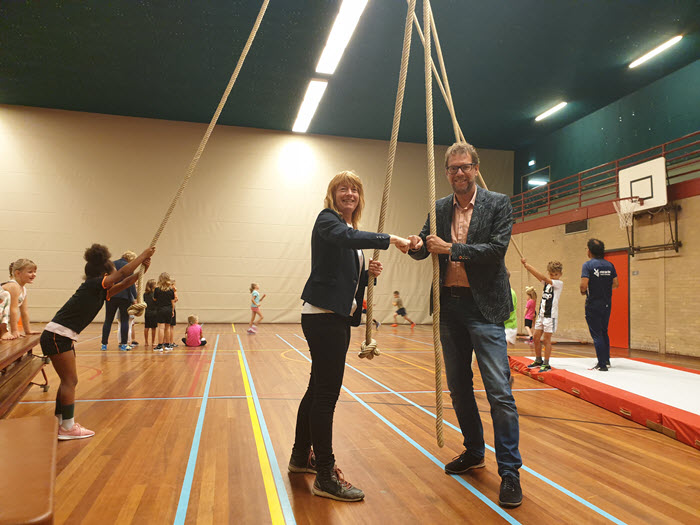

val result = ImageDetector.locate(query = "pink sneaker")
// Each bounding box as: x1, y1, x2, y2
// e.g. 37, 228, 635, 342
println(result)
58, 422, 95, 441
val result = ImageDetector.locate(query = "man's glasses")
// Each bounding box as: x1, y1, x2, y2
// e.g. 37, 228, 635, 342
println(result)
446, 163, 477, 175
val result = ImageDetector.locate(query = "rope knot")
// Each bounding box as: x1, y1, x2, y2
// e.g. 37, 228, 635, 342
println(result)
358, 339, 380, 360
127, 302, 147, 317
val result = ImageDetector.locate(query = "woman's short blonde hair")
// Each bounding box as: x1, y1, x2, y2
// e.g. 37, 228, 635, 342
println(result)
121, 250, 137, 262
323, 170, 365, 229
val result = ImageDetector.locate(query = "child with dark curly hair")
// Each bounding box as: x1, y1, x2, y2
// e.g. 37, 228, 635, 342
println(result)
40, 244, 154, 440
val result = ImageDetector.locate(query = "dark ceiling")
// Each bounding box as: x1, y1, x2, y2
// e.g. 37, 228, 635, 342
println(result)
2, 0, 699, 150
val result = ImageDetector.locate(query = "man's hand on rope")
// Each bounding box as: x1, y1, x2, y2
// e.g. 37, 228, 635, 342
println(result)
408, 235, 423, 251
426, 235, 452, 255
368, 259, 383, 278
390, 235, 411, 253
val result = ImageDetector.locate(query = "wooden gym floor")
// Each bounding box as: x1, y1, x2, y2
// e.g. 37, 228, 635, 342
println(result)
11, 323, 700, 524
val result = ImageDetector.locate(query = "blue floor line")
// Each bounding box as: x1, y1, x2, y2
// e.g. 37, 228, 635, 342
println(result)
278, 334, 520, 524
173, 334, 219, 525
237, 334, 296, 525
289, 333, 627, 524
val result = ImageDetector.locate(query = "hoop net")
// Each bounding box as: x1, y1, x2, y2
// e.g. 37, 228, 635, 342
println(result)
613, 197, 641, 228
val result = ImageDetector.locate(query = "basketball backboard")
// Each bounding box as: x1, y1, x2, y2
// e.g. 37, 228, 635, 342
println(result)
618, 157, 667, 212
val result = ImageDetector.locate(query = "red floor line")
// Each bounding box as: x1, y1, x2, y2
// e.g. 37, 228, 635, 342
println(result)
187, 350, 207, 397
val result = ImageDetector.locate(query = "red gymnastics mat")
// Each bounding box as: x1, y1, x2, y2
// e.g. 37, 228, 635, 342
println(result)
510, 356, 700, 450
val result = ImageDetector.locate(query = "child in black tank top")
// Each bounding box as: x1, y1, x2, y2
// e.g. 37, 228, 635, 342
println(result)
40, 244, 155, 441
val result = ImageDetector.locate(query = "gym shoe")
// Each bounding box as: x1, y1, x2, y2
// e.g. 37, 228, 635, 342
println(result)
312, 466, 364, 502
130, 341, 139, 347
100, 344, 107, 351
539, 363, 552, 372
119, 344, 131, 351
592, 364, 608, 371
247, 328, 255, 334
444, 450, 485, 474
164, 345, 173, 353
527, 360, 543, 369
288, 449, 317, 474
391, 323, 398, 327
410, 322, 416, 328
58, 422, 95, 441
154, 344, 163, 352
498, 474, 522, 508
374, 320, 381, 330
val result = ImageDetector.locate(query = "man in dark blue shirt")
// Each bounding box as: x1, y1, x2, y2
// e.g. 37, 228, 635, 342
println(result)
100, 251, 138, 351
580, 239, 619, 371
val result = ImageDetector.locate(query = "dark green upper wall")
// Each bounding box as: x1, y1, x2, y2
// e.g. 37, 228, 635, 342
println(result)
514, 60, 700, 194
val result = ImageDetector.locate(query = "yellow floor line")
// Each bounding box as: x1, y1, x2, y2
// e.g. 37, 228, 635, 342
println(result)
235, 329, 284, 524
381, 352, 436, 373
231, 323, 236, 333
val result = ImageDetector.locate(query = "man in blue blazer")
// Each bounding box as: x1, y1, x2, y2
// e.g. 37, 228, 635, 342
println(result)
408, 142, 522, 508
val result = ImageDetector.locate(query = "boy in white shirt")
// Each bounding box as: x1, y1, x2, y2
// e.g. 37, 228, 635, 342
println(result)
521, 259, 563, 372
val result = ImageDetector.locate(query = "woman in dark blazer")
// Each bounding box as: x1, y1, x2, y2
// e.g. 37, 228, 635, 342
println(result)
289, 170, 410, 502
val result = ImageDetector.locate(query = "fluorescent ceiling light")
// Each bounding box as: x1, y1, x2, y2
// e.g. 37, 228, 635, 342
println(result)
316, 0, 369, 75
528, 160, 536, 167
629, 35, 683, 68
292, 80, 329, 133
528, 179, 547, 187
535, 102, 567, 122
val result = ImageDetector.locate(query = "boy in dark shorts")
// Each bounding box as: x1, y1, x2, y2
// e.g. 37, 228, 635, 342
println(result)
391, 290, 415, 328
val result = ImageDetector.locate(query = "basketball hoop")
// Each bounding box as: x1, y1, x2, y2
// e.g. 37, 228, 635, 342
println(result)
613, 197, 643, 229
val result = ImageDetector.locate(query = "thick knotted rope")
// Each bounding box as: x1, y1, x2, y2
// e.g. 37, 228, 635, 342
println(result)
359, 0, 416, 360
410, 0, 523, 447
422, 0, 445, 448
128, 0, 270, 316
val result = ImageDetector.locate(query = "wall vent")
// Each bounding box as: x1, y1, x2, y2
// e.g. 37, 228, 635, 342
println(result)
565, 219, 588, 234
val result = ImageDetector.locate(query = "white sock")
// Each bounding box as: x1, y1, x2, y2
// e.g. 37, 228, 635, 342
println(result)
56, 414, 63, 424
61, 417, 75, 430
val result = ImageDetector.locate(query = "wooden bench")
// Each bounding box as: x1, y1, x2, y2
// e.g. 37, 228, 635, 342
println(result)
0, 335, 50, 418
0, 415, 57, 525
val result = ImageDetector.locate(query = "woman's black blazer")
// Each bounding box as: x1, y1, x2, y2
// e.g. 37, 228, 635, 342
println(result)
301, 209, 390, 326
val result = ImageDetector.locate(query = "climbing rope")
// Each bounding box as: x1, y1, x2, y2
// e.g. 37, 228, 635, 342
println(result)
359, 0, 417, 360
422, 0, 445, 448
414, 0, 524, 258
128, 0, 270, 316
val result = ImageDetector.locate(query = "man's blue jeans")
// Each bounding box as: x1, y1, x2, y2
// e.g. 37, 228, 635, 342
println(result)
440, 292, 522, 477
585, 303, 611, 366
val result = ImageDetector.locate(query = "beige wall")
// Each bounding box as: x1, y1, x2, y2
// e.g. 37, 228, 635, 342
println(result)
507, 194, 700, 358
1, 105, 513, 325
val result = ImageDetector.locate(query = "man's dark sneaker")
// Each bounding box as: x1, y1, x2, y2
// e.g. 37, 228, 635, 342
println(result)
288, 449, 316, 474
526, 360, 543, 369
593, 364, 609, 371
499, 474, 522, 508
444, 450, 485, 474
312, 466, 364, 502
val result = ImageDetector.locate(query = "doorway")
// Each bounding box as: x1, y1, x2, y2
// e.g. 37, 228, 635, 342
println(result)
605, 250, 629, 349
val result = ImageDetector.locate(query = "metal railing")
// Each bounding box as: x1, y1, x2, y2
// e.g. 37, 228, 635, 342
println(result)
511, 130, 700, 222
